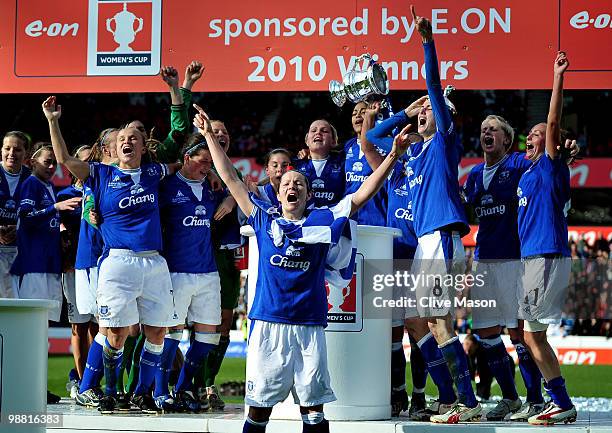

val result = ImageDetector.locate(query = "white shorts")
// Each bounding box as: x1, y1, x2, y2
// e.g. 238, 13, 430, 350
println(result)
170, 272, 222, 326
13, 273, 62, 322
407, 231, 465, 319
0, 247, 17, 298
75, 267, 98, 316
245, 320, 336, 408
470, 260, 522, 329
63, 272, 95, 324
519, 256, 571, 326
96, 249, 175, 328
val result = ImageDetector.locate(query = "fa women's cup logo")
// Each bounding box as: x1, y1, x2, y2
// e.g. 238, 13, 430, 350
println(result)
87, 0, 161, 76
106, 3, 143, 52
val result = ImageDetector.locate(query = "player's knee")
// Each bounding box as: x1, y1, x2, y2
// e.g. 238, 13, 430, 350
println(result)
105, 330, 128, 349
143, 325, 166, 345
508, 327, 522, 343
219, 309, 233, 335
128, 323, 140, 337
522, 325, 548, 348
392, 325, 405, 342
474, 326, 501, 339
427, 319, 452, 343
404, 318, 428, 340
300, 404, 324, 414
71, 322, 89, 338
248, 406, 272, 423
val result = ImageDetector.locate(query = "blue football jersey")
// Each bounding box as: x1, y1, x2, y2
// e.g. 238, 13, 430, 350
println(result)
344, 137, 387, 226
10, 175, 61, 275
387, 162, 417, 260
294, 153, 345, 207
405, 41, 469, 238
247, 205, 331, 326
517, 154, 571, 257
0, 166, 31, 246
463, 153, 532, 260
159, 172, 222, 273
75, 187, 104, 270
85, 163, 167, 253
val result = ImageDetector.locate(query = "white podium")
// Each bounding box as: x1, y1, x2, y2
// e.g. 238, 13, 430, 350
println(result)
0, 299, 54, 433
241, 224, 399, 421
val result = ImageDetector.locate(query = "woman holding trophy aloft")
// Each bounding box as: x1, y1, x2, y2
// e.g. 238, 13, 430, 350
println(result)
397, 6, 481, 423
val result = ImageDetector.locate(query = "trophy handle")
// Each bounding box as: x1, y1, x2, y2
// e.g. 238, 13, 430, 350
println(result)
106, 18, 115, 35
342, 285, 351, 300
329, 80, 346, 107
134, 17, 144, 35
355, 53, 372, 71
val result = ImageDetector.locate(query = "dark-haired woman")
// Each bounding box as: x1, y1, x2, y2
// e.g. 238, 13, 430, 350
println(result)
0, 131, 31, 298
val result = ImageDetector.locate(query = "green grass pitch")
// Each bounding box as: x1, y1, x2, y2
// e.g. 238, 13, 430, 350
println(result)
48, 355, 612, 402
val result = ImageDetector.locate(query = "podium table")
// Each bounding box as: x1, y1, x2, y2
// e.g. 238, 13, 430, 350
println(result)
0, 299, 54, 433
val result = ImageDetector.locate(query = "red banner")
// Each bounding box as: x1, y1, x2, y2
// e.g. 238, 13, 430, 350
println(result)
459, 158, 612, 189
463, 225, 612, 247
1, 0, 610, 93
403, 335, 612, 365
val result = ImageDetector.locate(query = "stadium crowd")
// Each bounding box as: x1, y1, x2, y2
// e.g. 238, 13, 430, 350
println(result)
1, 7, 609, 431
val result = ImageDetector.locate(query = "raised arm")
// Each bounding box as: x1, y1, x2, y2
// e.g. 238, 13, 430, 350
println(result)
182, 60, 204, 92
365, 110, 407, 154
193, 104, 254, 216
412, 5, 453, 134
43, 96, 90, 181
157, 66, 184, 162
360, 103, 385, 170
351, 124, 413, 215
546, 52, 569, 159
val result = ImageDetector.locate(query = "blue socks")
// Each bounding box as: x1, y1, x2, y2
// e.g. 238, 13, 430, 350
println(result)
481, 335, 518, 401
409, 335, 427, 392
175, 332, 219, 393
514, 340, 544, 404
133, 340, 164, 396
545, 376, 573, 410
102, 338, 123, 396
417, 333, 456, 404
391, 341, 407, 392
154, 332, 181, 397
439, 336, 477, 407
79, 333, 105, 393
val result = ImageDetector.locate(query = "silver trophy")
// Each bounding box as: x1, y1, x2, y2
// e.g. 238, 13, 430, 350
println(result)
106, 2, 144, 53
329, 54, 389, 107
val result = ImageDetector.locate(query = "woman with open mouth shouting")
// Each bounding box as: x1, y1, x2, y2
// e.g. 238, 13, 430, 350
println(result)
43, 95, 180, 414
194, 103, 413, 433
515, 51, 577, 426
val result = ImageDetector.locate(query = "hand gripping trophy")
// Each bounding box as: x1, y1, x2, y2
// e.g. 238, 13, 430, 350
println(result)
106, 2, 143, 53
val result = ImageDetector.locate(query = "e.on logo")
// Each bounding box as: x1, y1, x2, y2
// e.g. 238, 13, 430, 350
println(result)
25, 20, 79, 37
570, 11, 612, 29
557, 350, 596, 365
87, 0, 161, 76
